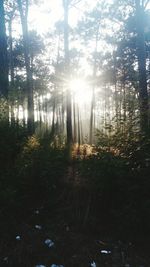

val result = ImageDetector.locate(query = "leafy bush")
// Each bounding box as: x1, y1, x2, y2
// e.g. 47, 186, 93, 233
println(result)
0, 121, 27, 170
16, 134, 67, 199
0, 121, 27, 208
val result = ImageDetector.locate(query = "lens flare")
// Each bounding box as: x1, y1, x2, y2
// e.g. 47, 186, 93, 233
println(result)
69, 79, 92, 106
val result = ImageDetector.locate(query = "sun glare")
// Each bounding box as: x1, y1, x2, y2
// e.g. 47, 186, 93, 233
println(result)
70, 79, 92, 106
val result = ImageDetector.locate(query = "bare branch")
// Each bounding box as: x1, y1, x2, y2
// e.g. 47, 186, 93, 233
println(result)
69, 0, 82, 7
144, 0, 150, 9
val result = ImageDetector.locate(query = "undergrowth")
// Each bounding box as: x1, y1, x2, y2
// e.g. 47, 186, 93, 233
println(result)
0, 123, 150, 240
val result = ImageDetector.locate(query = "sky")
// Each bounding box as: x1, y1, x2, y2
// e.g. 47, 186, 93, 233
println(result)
12, 0, 150, 37
29, 0, 63, 34
28, 0, 98, 34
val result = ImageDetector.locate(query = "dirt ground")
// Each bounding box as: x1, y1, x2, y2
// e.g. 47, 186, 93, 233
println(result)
1, 198, 150, 267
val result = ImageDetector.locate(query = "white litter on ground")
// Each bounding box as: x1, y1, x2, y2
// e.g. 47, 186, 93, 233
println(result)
91, 261, 96, 267
101, 250, 111, 254
44, 239, 54, 248
16, 235, 21, 240
35, 224, 42, 230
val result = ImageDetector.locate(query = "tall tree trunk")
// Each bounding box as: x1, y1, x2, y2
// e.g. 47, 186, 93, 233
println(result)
17, 0, 34, 135
8, 15, 15, 124
73, 100, 77, 143
51, 95, 56, 137
135, 0, 149, 135
8, 12, 15, 86
63, 0, 73, 156
89, 89, 95, 144
113, 52, 119, 133
0, 0, 9, 119
89, 23, 100, 144
77, 105, 80, 146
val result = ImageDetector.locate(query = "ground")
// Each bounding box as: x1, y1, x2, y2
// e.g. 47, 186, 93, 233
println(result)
1, 140, 150, 267
0, 170, 150, 267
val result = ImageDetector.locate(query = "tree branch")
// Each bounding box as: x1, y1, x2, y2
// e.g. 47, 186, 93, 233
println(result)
144, 0, 150, 9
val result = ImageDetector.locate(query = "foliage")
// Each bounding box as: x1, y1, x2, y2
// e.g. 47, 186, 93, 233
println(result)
78, 148, 150, 237
0, 120, 150, 239
0, 124, 67, 208
0, 121, 27, 207
15, 133, 67, 200
0, 120, 27, 169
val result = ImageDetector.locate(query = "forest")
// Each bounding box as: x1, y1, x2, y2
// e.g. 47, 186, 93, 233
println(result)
0, 0, 150, 266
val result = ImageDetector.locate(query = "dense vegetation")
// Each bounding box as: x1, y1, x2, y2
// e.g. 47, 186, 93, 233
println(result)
0, 0, 150, 266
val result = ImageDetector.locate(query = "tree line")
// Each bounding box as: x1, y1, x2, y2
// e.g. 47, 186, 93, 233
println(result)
0, 0, 150, 149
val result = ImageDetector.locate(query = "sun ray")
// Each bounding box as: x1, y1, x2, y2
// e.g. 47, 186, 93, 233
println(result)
69, 79, 92, 106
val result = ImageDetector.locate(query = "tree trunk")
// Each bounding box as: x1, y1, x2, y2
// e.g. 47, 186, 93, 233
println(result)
73, 100, 77, 143
135, 0, 149, 135
77, 105, 80, 146
17, 0, 34, 135
8, 13, 15, 86
89, 89, 95, 144
0, 0, 9, 98
63, 0, 73, 157
89, 23, 100, 144
51, 95, 56, 137
8, 15, 15, 124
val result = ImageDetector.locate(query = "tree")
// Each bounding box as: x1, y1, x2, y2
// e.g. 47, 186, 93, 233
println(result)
100, 0, 150, 139
63, 0, 73, 156
0, 0, 8, 98
17, 0, 34, 134
135, 0, 149, 135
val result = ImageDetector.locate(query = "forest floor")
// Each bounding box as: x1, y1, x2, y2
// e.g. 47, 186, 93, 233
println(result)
0, 161, 150, 267
1, 195, 150, 267
1, 139, 150, 267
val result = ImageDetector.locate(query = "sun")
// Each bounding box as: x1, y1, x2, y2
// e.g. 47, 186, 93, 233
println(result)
69, 79, 92, 106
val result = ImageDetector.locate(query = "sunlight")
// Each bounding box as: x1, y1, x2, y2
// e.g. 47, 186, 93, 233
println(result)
29, 0, 83, 34
70, 79, 92, 106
